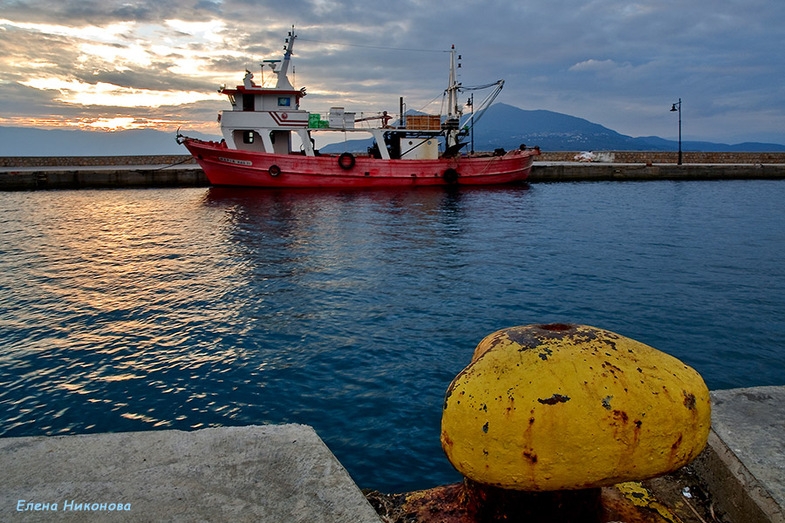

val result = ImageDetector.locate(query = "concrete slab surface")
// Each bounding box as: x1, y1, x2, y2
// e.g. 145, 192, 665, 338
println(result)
4, 388, 785, 522
693, 386, 785, 523
1, 424, 381, 522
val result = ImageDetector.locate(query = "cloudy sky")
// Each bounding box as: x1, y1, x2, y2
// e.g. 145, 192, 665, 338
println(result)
1, 0, 784, 144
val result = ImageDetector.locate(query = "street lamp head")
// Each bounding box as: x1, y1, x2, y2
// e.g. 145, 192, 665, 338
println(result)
670, 99, 682, 165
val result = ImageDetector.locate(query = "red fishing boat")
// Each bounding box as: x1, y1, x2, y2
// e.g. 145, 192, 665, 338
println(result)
178, 27, 539, 188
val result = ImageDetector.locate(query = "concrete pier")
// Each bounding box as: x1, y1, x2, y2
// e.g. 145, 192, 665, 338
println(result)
0, 163, 207, 190
1, 386, 783, 521
693, 387, 785, 523
529, 161, 785, 182
1, 424, 381, 522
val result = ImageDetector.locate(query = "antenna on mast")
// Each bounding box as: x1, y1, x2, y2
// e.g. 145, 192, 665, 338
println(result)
276, 25, 297, 89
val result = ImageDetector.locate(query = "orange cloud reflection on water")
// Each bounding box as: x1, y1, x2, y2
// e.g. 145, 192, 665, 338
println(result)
26, 190, 247, 430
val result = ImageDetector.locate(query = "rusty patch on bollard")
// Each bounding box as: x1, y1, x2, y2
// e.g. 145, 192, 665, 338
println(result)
683, 391, 697, 409
506, 323, 582, 350
536, 393, 571, 405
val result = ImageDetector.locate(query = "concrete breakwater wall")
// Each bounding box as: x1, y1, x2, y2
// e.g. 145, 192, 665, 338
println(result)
529, 162, 785, 182
0, 156, 207, 190
0, 166, 207, 191
536, 151, 785, 164
0, 155, 197, 168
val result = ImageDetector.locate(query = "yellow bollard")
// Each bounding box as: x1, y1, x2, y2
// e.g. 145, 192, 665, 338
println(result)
434, 323, 711, 521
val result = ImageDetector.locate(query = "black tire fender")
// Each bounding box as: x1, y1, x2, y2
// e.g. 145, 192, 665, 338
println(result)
443, 168, 460, 184
338, 152, 356, 170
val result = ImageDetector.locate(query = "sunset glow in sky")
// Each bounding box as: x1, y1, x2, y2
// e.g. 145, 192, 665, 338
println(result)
1, 0, 784, 143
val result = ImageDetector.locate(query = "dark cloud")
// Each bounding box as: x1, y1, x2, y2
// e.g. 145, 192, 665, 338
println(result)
0, 0, 219, 24
1, 0, 784, 142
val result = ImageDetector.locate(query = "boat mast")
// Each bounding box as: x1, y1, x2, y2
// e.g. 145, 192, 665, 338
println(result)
444, 45, 463, 152
275, 26, 296, 90
447, 45, 461, 119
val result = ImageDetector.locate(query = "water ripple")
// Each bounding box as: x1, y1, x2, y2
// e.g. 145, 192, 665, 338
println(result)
1, 182, 784, 491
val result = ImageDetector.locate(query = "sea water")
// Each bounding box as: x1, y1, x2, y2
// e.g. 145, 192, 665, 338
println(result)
1, 180, 784, 492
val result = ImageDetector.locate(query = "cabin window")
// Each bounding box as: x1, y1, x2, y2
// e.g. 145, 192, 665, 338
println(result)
243, 131, 255, 144
278, 97, 291, 107
243, 94, 255, 111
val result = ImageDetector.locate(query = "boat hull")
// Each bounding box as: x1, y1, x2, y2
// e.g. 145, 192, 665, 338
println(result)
183, 139, 537, 188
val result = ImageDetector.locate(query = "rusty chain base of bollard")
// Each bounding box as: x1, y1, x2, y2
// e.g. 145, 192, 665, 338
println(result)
364, 466, 724, 523
366, 479, 602, 523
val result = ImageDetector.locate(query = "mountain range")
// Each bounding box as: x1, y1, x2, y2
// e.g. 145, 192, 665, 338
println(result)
468, 103, 785, 152
322, 103, 785, 154
1, 103, 783, 156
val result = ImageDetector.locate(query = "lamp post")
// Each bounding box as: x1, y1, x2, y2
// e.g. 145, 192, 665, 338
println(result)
468, 93, 474, 155
670, 98, 682, 165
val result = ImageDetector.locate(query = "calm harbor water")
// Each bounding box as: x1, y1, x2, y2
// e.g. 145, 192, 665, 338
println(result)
1, 180, 784, 492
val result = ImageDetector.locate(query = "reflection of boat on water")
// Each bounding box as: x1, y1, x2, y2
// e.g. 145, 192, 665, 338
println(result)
203, 182, 531, 215
178, 27, 539, 189
202, 185, 532, 255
